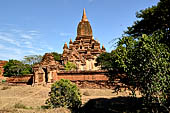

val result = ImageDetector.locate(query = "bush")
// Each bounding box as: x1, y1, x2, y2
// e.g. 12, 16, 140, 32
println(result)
64, 61, 77, 71
46, 79, 82, 110
14, 103, 27, 109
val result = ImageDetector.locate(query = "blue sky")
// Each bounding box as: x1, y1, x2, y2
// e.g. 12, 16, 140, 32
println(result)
0, 0, 159, 60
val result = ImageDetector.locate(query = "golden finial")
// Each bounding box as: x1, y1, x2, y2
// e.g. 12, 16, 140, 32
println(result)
82, 8, 88, 21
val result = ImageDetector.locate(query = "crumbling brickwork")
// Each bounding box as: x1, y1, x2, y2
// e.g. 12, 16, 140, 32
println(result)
0, 61, 8, 77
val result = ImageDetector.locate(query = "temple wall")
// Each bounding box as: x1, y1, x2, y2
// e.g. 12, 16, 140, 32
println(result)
54, 70, 112, 88
5, 71, 128, 89
55, 70, 108, 81
6, 74, 33, 85
0, 61, 8, 77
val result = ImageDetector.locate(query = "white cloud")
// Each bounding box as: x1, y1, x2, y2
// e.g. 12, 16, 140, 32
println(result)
36, 48, 43, 51
28, 30, 39, 33
10, 29, 22, 33
23, 41, 33, 48
20, 34, 33, 39
28, 30, 40, 36
48, 47, 53, 51
0, 27, 54, 60
0, 35, 20, 47
0, 44, 22, 55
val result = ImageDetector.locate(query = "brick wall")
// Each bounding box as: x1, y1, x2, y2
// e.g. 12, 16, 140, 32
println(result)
56, 70, 109, 81
54, 71, 128, 89
6, 74, 33, 85
0, 61, 8, 77
54, 70, 114, 88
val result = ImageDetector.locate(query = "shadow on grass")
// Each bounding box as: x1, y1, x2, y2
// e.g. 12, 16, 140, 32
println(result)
80, 97, 169, 113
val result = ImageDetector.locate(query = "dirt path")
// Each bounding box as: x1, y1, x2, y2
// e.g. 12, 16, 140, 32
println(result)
0, 86, 44, 109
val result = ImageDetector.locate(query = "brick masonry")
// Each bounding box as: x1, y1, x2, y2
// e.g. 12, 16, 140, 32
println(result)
0, 61, 8, 77
6, 71, 127, 89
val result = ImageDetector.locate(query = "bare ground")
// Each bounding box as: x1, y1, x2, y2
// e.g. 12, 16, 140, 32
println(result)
0, 83, 141, 113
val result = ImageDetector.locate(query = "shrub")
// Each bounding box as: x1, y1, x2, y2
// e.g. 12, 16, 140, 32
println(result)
46, 79, 82, 110
64, 61, 77, 71
14, 103, 27, 109
1, 86, 11, 90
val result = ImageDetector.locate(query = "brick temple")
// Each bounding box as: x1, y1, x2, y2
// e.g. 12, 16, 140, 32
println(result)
61, 8, 106, 70
33, 9, 107, 84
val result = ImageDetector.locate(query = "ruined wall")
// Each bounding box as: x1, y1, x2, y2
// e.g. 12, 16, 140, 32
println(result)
0, 61, 8, 77
56, 70, 108, 81
6, 74, 33, 85
54, 71, 128, 89
55, 70, 112, 88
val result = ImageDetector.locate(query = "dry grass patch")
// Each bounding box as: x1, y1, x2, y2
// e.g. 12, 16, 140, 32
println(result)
1, 86, 11, 90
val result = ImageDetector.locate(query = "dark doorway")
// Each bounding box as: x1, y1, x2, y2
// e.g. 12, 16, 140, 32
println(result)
43, 68, 48, 83
92, 43, 94, 49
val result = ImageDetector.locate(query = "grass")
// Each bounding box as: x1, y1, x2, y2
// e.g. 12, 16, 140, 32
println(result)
14, 103, 28, 109
40, 105, 50, 109
14, 103, 33, 110
83, 90, 90, 96
1, 86, 11, 90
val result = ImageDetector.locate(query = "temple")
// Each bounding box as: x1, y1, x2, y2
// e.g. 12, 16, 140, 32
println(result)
61, 8, 106, 70
33, 9, 106, 84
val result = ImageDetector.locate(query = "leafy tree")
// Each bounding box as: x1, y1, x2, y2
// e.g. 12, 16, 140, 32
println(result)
96, 52, 114, 70
46, 79, 82, 110
3, 60, 32, 77
23, 55, 42, 73
64, 61, 77, 71
51, 52, 61, 61
97, 33, 170, 105
125, 0, 170, 47
23, 55, 42, 65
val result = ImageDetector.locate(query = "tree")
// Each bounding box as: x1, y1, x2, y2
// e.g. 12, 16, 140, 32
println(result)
64, 61, 77, 71
51, 52, 61, 61
23, 55, 42, 65
125, 0, 170, 47
3, 60, 32, 77
97, 33, 170, 106
46, 79, 82, 110
96, 52, 114, 70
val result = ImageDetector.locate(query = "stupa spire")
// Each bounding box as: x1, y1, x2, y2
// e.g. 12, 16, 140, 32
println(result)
63, 42, 68, 49
82, 8, 88, 21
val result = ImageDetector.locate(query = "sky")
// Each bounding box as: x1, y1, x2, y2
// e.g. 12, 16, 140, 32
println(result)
0, 0, 160, 61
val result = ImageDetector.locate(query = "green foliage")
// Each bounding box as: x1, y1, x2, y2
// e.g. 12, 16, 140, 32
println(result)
97, 33, 170, 104
64, 61, 77, 71
14, 103, 32, 109
125, 0, 170, 47
46, 79, 82, 110
3, 60, 32, 77
51, 52, 61, 61
14, 103, 27, 109
96, 52, 114, 70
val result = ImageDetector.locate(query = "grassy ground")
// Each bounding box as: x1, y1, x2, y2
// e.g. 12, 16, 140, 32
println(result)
0, 83, 141, 113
